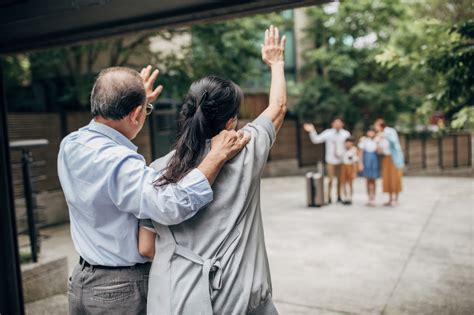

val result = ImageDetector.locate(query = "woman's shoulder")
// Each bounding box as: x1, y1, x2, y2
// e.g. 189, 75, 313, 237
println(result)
242, 115, 276, 147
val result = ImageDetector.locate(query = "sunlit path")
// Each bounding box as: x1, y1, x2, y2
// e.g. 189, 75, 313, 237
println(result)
263, 176, 473, 315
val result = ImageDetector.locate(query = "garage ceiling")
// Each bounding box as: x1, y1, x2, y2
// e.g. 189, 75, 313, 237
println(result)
0, 0, 325, 54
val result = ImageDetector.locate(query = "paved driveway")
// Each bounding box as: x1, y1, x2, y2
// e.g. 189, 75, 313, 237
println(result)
264, 176, 473, 315
27, 176, 473, 314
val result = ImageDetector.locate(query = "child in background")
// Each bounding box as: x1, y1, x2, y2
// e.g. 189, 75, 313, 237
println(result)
340, 137, 358, 205
358, 128, 380, 207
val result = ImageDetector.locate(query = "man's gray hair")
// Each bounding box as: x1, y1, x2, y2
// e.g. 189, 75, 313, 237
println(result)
90, 67, 146, 120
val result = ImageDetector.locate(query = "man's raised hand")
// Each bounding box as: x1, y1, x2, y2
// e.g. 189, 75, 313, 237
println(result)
261, 25, 286, 67
140, 65, 163, 103
303, 123, 316, 133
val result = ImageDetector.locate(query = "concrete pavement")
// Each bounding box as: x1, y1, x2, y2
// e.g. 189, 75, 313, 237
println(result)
25, 176, 473, 314
264, 176, 473, 314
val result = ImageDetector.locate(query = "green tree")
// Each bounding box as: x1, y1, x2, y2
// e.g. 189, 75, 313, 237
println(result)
294, 0, 408, 130
6, 34, 156, 111
150, 13, 286, 99
376, 0, 473, 129
426, 20, 473, 126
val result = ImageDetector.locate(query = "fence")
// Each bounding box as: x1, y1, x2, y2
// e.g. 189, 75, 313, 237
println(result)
401, 133, 472, 170
8, 109, 158, 232
9, 113, 472, 199
7, 109, 472, 231
297, 128, 472, 171
8, 112, 472, 197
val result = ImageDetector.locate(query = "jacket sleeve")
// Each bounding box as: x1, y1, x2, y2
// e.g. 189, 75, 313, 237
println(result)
108, 154, 213, 225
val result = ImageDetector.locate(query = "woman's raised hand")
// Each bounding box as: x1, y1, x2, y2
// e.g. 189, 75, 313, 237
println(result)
261, 25, 286, 66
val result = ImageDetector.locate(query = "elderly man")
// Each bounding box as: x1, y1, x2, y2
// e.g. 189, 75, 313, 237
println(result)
58, 66, 249, 314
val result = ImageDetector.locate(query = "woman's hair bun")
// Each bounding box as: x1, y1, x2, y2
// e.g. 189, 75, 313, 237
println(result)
201, 99, 218, 120
157, 75, 242, 186
182, 98, 197, 118
181, 90, 218, 120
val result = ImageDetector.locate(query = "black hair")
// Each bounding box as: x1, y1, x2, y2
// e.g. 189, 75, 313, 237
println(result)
345, 137, 355, 143
90, 67, 146, 120
332, 116, 344, 123
375, 118, 386, 128
158, 76, 243, 185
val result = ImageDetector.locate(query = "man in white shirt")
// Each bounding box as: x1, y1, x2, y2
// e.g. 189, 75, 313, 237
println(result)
303, 117, 351, 203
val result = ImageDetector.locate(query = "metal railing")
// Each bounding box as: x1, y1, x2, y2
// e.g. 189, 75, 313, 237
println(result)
9, 139, 49, 263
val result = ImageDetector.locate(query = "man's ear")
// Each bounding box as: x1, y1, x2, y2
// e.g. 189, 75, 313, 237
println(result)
129, 105, 143, 125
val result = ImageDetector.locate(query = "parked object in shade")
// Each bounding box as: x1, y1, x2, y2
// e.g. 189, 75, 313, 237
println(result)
306, 171, 324, 207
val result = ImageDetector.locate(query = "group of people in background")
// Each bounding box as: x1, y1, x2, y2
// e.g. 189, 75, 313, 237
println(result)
303, 117, 405, 207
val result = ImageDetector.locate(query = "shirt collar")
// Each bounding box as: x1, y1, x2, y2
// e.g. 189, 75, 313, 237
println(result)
87, 119, 138, 152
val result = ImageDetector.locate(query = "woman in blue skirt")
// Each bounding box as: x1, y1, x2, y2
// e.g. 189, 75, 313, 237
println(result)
358, 128, 380, 206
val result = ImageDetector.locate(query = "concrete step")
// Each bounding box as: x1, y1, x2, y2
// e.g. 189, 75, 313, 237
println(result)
21, 256, 68, 303
25, 294, 68, 315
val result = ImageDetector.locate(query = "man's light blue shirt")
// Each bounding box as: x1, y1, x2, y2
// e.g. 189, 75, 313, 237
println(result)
57, 119, 213, 266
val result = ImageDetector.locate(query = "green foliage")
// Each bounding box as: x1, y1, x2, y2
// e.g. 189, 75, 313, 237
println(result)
4, 0, 472, 131
427, 21, 474, 122
153, 13, 285, 99
451, 106, 474, 129
4, 55, 41, 111
297, 0, 473, 131
192, 19, 264, 83
295, 0, 407, 129
4, 12, 285, 109
376, 1, 473, 129
6, 35, 155, 110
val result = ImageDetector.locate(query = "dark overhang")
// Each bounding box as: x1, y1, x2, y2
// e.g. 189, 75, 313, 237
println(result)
0, 0, 325, 54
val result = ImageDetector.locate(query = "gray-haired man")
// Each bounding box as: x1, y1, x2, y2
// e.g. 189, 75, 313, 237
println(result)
58, 66, 249, 314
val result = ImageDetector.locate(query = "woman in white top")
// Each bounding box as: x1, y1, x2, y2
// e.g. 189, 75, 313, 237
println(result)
375, 119, 404, 206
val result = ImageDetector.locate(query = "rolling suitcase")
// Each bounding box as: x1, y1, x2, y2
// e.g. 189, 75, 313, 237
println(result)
305, 172, 315, 207
306, 171, 325, 207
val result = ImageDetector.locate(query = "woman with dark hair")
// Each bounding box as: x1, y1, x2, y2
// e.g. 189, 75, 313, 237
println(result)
139, 26, 286, 314
374, 118, 405, 206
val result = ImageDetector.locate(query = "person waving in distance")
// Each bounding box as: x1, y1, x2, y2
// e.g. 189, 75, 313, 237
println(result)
139, 25, 287, 315
303, 117, 351, 204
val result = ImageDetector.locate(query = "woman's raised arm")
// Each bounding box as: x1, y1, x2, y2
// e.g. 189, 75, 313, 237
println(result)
260, 25, 287, 133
